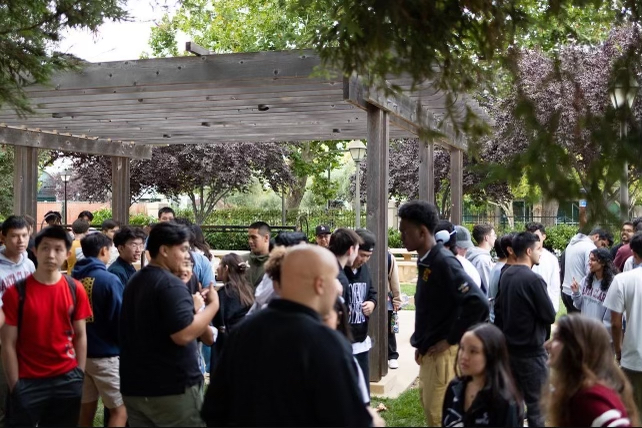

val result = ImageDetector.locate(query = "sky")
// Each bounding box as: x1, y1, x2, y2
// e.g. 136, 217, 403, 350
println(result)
57, 0, 182, 62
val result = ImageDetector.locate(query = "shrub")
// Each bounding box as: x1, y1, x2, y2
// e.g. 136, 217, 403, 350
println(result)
90, 208, 113, 226
388, 228, 402, 248
129, 213, 156, 226
545, 224, 579, 254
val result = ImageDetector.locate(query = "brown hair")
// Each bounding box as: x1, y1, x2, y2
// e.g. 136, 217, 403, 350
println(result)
220, 253, 254, 307
264, 246, 288, 285
542, 314, 639, 426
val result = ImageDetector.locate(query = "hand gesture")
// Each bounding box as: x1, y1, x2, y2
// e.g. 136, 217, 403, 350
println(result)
203, 282, 220, 310
570, 277, 580, 294
362, 301, 375, 316
192, 292, 205, 314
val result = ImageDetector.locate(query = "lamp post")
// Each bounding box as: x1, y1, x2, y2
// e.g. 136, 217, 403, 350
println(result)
610, 72, 639, 222
61, 170, 71, 226
348, 140, 367, 229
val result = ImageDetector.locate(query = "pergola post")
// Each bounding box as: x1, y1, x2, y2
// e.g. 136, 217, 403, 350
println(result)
450, 148, 463, 225
366, 103, 389, 382
418, 140, 434, 204
111, 156, 130, 225
13, 146, 38, 219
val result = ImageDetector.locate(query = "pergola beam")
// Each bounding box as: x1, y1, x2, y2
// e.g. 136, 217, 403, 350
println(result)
344, 75, 466, 150
0, 126, 152, 159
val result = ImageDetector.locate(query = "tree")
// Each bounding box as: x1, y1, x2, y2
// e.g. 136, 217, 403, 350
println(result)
0, 0, 126, 115
477, 26, 642, 226
356, 139, 514, 221
64, 143, 294, 224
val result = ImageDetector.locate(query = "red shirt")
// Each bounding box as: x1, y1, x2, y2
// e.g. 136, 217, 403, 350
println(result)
2, 275, 92, 379
567, 383, 632, 427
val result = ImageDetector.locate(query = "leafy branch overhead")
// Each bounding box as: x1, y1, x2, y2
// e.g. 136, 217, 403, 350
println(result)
0, 0, 127, 115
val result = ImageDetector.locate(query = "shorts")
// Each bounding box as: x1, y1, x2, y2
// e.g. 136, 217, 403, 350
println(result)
81, 356, 123, 409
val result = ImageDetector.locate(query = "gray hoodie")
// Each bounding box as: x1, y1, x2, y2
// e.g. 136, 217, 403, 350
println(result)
466, 247, 493, 292
0, 249, 35, 298
562, 233, 595, 296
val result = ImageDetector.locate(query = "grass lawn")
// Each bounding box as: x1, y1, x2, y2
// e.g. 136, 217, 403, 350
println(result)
400, 283, 416, 310
372, 386, 426, 427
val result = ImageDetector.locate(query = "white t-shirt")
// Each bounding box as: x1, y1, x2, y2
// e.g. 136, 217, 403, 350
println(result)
604, 269, 642, 371
456, 255, 483, 290
623, 256, 641, 272
533, 248, 561, 312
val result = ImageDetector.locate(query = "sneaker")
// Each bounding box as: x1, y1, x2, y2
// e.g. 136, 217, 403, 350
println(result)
388, 359, 399, 369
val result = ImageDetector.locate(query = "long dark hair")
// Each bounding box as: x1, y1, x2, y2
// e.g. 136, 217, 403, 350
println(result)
455, 323, 522, 406
220, 253, 254, 307
191, 225, 213, 261
543, 315, 639, 426
586, 247, 616, 291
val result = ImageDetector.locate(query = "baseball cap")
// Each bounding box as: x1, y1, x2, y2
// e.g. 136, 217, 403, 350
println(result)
455, 225, 474, 249
315, 225, 331, 236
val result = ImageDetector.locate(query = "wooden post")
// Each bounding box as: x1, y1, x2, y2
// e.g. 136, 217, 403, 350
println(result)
418, 140, 434, 204
111, 156, 130, 225
366, 103, 389, 382
450, 148, 463, 224
13, 146, 38, 219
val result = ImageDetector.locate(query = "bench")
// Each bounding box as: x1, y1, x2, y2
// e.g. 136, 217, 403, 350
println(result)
389, 248, 417, 262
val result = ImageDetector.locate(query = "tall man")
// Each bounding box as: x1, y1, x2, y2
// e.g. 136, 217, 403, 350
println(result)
494, 232, 556, 428
328, 228, 361, 295
465, 224, 496, 292
119, 222, 219, 427
398, 201, 489, 426
202, 245, 374, 427
243, 221, 271, 288
1, 226, 92, 426
0, 216, 35, 425
526, 223, 561, 312
72, 233, 127, 427
605, 233, 642, 412
109, 226, 146, 287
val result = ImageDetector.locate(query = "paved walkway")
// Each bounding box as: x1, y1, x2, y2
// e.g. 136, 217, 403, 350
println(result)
372, 310, 419, 399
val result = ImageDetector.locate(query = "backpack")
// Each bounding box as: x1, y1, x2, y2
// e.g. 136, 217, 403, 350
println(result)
14, 275, 77, 333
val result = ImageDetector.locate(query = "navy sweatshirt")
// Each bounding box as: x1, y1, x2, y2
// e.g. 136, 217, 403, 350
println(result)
343, 263, 377, 344
412, 243, 489, 355
72, 257, 124, 358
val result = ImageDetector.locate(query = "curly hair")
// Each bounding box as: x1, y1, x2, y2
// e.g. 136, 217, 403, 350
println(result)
585, 248, 616, 292
264, 246, 288, 285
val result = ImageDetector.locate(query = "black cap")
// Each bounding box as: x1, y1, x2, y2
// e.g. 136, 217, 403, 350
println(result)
356, 228, 376, 252
315, 225, 331, 236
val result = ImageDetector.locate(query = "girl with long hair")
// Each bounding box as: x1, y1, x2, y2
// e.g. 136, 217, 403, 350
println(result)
570, 248, 617, 335
210, 253, 255, 373
543, 314, 638, 426
442, 323, 523, 427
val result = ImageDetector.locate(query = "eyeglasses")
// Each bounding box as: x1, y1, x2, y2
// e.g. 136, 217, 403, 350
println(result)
126, 242, 145, 249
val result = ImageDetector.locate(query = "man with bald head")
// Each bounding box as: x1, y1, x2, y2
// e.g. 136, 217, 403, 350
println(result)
201, 245, 373, 427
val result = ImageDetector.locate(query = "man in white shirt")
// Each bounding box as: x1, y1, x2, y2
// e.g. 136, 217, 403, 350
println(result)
526, 223, 561, 312
604, 233, 642, 412
435, 223, 483, 290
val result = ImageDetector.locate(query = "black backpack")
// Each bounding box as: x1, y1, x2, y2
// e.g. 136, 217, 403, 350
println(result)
14, 275, 77, 333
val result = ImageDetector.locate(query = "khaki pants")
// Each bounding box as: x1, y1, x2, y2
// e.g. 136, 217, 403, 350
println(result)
418, 345, 458, 427
123, 383, 204, 427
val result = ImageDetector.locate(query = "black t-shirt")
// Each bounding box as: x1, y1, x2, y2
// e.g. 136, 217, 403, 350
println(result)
202, 299, 373, 427
119, 265, 202, 396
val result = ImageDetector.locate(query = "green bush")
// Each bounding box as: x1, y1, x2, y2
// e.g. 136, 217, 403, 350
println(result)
90, 208, 113, 227
204, 231, 249, 251
545, 224, 579, 254
129, 213, 156, 226
388, 228, 402, 248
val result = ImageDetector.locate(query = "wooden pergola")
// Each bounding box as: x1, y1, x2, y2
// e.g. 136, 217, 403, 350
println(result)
0, 48, 485, 383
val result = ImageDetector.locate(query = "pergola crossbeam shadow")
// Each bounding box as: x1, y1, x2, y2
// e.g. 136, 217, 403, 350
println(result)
1, 47, 485, 384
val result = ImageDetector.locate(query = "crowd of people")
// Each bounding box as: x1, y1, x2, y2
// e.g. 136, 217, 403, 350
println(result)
0, 202, 639, 426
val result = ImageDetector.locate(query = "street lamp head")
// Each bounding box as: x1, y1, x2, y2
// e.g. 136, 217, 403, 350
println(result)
610, 70, 639, 109
347, 140, 367, 162
61, 170, 72, 183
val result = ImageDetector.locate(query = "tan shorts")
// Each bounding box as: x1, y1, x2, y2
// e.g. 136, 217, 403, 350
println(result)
81, 356, 124, 409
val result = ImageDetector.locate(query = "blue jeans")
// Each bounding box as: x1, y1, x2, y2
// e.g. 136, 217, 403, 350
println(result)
202, 344, 212, 373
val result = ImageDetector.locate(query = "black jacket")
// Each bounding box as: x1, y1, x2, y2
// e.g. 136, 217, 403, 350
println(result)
442, 377, 523, 427
411, 243, 489, 355
343, 263, 377, 343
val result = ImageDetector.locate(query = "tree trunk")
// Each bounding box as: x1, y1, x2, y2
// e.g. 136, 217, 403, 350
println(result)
541, 198, 559, 227
501, 202, 515, 229
286, 175, 308, 210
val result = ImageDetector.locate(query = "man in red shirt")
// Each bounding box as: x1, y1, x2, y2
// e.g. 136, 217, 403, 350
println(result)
1, 225, 92, 427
